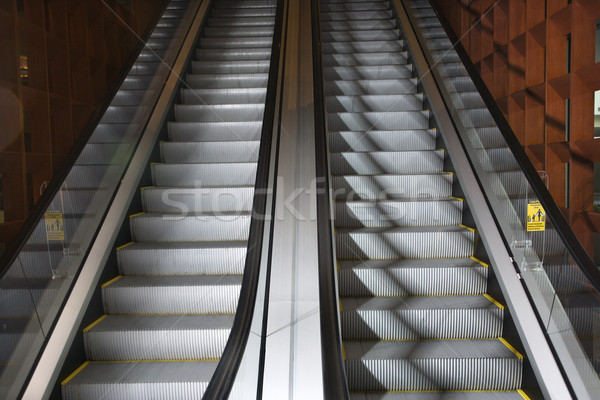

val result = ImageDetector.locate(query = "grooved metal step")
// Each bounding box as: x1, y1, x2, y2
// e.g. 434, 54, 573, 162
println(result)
62, 361, 218, 399
200, 36, 272, 48
196, 48, 272, 60
206, 16, 275, 27
117, 242, 248, 276
332, 173, 454, 200
325, 78, 417, 95
330, 150, 443, 175
322, 40, 404, 54
151, 162, 258, 187
102, 276, 242, 315
142, 186, 254, 213
321, 10, 394, 21
321, 19, 398, 31
323, 51, 408, 66
211, 7, 276, 17
161, 141, 260, 163
321, 2, 390, 12
321, 29, 400, 42
341, 295, 503, 340
191, 60, 270, 74
344, 339, 522, 391
324, 65, 413, 80
338, 258, 488, 297
335, 225, 475, 260
186, 73, 269, 89
326, 94, 423, 112
168, 121, 263, 142
174, 103, 265, 122
328, 110, 430, 131
84, 315, 233, 360
334, 198, 463, 228
129, 212, 251, 242
328, 129, 436, 152
204, 26, 274, 37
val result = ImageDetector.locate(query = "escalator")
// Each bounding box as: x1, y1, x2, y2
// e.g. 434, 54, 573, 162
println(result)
60, 0, 276, 397
318, 0, 528, 397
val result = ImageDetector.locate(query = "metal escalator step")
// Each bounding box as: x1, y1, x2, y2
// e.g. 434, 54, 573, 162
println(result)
322, 29, 400, 42
204, 26, 274, 37
320, 10, 394, 21
473, 126, 507, 149
330, 149, 443, 175
447, 76, 478, 93
182, 87, 267, 104
332, 173, 453, 200
78, 143, 132, 165
100, 105, 148, 124
211, 7, 276, 17
67, 165, 120, 189
321, 0, 388, 3
0, 278, 51, 317
130, 61, 160, 76
174, 103, 265, 122
328, 129, 437, 152
117, 241, 247, 276
324, 65, 413, 81
162, 8, 186, 18
412, 7, 436, 18
129, 212, 250, 242
187, 73, 269, 89
145, 38, 172, 50
344, 339, 522, 391
425, 38, 452, 52
325, 78, 417, 96
438, 62, 467, 78
111, 90, 147, 106
450, 91, 486, 109
200, 36, 273, 49
61, 361, 218, 399
341, 295, 503, 340
196, 48, 271, 61
322, 40, 404, 54
543, 255, 591, 293
206, 16, 275, 27
121, 75, 154, 90
102, 275, 242, 314
168, 121, 262, 142
479, 147, 520, 171
335, 225, 475, 259
323, 51, 408, 66
326, 94, 423, 112
151, 28, 177, 39
327, 110, 430, 131
429, 50, 461, 63
191, 60, 270, 74
420, 26, 447, 39
334, 198, 463, 228
458, 108, 496, 128
321, 2, 390, 12
321, 19, 397, 32
338, 258, 487, 297
152, 162, 257, 187
416, 17, 442, 29
84, 315, 233, 360
213, 0, 276, 8
142, 186, 254, 213
557, 293, 600, 337
160, 141, 260, 163
348, 391, 527, 399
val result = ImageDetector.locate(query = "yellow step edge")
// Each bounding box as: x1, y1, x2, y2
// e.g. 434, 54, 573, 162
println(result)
129, 212, 145, 218
61, 361, 90, 385
459, 224, 475, 232
470, 256, 489, 268
336, 261, 340, 271
483, 293, 504, 310
518, 389, 532, 400
341, 342, 346, 361
116, 241, 134, 251
449, 196, 464, 202
371, 390, 522, 393
101, 275, 123, 288
83, 315, 108, 333
499, 337, 524, 360
442, 171, 454, 175
140, 186, 155, 190
339, 299, 343, 312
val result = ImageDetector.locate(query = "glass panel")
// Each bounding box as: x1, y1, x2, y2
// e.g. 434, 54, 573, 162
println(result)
403, 1, 600, 395
0, 1, 199, 397
596, 20, 600, 63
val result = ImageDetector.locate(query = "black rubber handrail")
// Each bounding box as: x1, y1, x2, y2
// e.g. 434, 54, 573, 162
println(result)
424, 0, 600, 292
0, 0, 171, 278
311, 0, 351, 398
201, 0, 285, 397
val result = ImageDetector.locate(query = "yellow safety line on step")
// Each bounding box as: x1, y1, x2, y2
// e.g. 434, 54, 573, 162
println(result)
61, 361, 90, 385
101, 275, 123, 288
116, 241, 134, 251
449, 196, 464, 201
499, 337, 524, 360
339, 299, 343, 312
341, 342, 346, 361
459, 224, 475, 232
517, 389, 532, 400
140, 186, 155, 190
83, 315, 108, 333
470, 256, 489, 268
483, 294, 504, 310
129, 212, 145, 218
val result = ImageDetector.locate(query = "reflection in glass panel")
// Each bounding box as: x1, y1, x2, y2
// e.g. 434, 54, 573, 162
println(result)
596, 20, 600, 63
595, 90, 600, 138
594, 163, 600, 212
566, 34, 571, 74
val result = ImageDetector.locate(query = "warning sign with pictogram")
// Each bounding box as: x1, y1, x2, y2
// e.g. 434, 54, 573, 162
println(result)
526, 200, 546, 232
45, 211, 65, 240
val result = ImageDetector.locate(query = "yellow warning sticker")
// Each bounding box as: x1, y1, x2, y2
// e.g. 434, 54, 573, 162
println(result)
526, 200, 545, 232
45, 211, 65, 241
